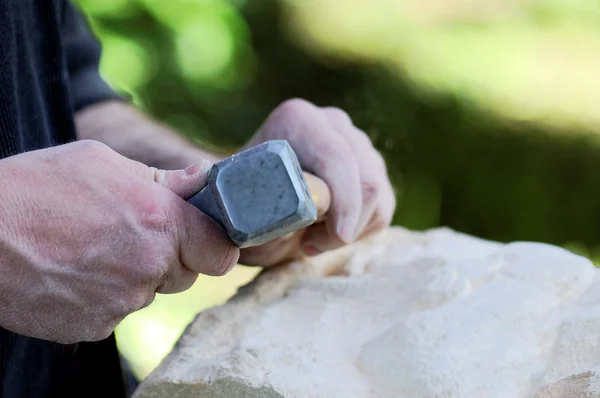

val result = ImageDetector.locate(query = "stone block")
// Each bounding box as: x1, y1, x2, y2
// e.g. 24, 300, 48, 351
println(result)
133, 227, 600, 398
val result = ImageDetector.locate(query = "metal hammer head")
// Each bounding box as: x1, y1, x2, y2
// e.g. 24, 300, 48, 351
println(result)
187, 140, 318, 248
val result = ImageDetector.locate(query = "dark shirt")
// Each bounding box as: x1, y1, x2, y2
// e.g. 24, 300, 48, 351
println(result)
0, 0, 127, 396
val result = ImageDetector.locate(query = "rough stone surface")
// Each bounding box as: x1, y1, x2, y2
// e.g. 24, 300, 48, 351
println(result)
133, 227, 600, 398
533, 364, 600, 398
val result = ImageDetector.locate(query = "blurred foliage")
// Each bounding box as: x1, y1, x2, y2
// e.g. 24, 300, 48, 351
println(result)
74, 0, 600, 380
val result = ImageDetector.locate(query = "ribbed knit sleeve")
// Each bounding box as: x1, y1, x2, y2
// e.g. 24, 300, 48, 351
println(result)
60, 1, 124, 112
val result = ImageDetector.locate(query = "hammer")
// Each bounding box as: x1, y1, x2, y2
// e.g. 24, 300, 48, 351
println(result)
187, 140, 330, 248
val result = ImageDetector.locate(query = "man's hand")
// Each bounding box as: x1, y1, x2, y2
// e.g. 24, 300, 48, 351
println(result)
239, 99, 396, 266
0, 140, 238, 344
74, 98, 395, 268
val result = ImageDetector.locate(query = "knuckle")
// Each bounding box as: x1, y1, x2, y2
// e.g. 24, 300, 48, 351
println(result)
76, 139, 111, 156
358, 129, 374, 147
361, 178, 380, 203
275, 98, 314, 120
135, 253, 170, 289
323, 106, 353, 126
349, 127, 374, 149
324, 139, 354, 161
137, 192, 173, 235
69, 140, 118, 171
315, 141, 354, 172
140, 209, 171, 236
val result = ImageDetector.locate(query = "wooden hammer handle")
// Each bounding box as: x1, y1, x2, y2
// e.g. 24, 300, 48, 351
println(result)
303, 172, 331, 221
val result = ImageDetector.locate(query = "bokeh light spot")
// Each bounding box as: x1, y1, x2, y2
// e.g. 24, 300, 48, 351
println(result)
175, 17, 235, 83
98, 33, 154, 90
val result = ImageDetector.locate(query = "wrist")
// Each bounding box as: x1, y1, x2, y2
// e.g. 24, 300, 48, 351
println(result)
75, 101, 229, 170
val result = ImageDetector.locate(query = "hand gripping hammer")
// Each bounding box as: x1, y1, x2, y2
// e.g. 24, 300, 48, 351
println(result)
187, 140, 330, 248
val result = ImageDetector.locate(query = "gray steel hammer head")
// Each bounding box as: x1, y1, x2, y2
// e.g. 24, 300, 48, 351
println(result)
187, 140, 318, 248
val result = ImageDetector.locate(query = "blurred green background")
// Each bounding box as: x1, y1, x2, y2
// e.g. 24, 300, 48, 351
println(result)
73, 0, 600, 381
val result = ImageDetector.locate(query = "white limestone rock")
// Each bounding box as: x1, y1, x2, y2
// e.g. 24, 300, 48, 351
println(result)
533, 364, 600, 397
133, 227, 600, 398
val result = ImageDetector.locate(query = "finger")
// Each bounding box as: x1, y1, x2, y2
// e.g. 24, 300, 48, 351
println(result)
169, 197, 240, 277
321, 107, 378, 237
302, 190, 395, 256
150, 160, 213, 199
374, 178, 397, 229
239, 171, 332, 267
321, 107, 395, 239
239, 231, 304, 267
300, 222, 345, 256
354, 173, 396, 241
302, 184, 395, 256
257, 99, 362, 243
303, 172, 331, 222
156, 264, 200, 294
358, 207, 390, 240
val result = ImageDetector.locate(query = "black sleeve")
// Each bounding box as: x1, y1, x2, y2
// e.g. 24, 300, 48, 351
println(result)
60, 1, 124, 112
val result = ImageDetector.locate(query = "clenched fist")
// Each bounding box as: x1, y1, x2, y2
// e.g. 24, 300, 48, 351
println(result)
239, 99, 396, 266
0, 140, 238, 344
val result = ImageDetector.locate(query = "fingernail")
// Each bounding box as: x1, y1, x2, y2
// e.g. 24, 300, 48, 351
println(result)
183, 163, 201, 177
184, 161, 210, 177
302, 243, 322, 257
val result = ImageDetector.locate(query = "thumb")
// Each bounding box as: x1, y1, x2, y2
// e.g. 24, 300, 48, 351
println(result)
149, 160, 213, 199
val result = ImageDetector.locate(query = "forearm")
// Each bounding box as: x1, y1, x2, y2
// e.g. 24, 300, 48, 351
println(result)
75, 100, 227, 169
